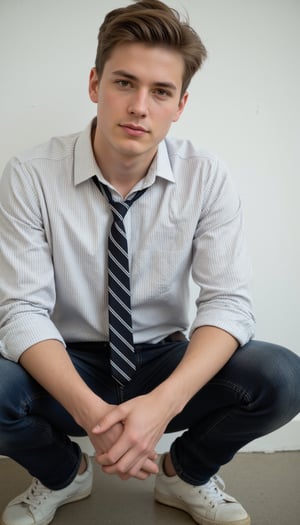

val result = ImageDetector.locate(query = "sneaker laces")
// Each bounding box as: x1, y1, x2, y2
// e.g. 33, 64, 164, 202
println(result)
20, 478, 53, 510
212, 474, 225, 491
196, 475, 229, 508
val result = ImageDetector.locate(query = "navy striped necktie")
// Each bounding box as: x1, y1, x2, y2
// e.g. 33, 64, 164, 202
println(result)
93, 176, 146, 385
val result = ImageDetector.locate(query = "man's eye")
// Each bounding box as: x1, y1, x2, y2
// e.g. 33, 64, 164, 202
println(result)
116, 80, 130, 87
154, 89, 171, 97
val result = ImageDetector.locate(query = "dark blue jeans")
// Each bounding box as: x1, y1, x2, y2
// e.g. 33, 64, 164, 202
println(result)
0, 339, 300, 488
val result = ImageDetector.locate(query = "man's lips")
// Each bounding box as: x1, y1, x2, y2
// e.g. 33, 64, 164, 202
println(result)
120, 123, 149, 136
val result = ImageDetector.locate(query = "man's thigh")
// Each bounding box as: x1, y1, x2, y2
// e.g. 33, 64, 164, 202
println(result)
165, 339, 300, 433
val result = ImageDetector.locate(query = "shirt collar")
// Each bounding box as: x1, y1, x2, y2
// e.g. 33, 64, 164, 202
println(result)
74, 118, 175, 187
74, 119, 100, 186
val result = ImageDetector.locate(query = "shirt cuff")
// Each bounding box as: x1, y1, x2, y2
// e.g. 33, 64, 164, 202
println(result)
189, 313, 255, 347
0, 317, 65, 362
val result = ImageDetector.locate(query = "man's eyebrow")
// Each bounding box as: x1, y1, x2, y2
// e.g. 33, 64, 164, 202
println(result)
112, 70, 177, 91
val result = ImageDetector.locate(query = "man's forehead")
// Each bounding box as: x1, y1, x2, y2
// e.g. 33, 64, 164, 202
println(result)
104, 42, 184, 84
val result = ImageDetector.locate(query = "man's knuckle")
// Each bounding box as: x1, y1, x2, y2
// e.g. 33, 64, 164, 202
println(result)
127, 432, 139, 446
106, 452, 116, 464
136, 440, 149, 454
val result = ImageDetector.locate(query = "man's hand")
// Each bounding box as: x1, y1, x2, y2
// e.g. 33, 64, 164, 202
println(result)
84, 400, 158, 481
91, 391, 174, 480
86, 405, 123, 461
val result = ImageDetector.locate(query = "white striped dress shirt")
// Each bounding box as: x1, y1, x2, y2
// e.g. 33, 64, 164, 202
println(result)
0, 120, 255, 362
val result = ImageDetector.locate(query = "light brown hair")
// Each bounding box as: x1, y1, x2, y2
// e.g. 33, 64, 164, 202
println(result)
95, 0, 207, 98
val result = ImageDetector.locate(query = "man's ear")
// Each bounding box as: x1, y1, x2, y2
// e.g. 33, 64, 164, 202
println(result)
88, 68, 99, 103
172, 91, 189, 123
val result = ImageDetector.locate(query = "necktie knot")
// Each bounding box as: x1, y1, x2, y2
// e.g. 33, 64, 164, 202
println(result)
93, 178, 147, 217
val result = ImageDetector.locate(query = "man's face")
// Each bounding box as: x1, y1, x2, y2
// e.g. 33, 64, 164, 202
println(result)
89, 42, 188, 163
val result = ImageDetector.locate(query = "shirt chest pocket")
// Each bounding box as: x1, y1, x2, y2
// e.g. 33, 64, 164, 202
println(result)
131, 248, 189, 305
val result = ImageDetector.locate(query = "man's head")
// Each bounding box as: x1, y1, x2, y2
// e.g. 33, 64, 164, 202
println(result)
95, 0, 207, 99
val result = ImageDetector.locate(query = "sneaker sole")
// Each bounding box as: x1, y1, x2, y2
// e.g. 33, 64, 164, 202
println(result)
155, 489, 251, 525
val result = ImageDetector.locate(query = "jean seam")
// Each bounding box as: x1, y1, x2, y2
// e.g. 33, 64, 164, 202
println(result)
210, 378, 253, 404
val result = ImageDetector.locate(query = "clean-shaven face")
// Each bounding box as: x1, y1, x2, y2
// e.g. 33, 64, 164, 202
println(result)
89, 42, 188, 163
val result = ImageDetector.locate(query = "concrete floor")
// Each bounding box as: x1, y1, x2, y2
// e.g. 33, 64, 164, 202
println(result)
0, 452, 299, 525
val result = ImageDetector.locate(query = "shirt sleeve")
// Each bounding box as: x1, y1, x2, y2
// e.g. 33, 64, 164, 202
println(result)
190, 157, 255, 345
0, 158, 65, 362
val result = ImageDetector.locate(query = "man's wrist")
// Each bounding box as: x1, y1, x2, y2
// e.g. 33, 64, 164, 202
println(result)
71, 389, 109, 430
150, 382, 185, 421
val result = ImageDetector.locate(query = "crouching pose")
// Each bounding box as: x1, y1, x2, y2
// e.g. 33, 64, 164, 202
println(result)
1, 2, 300, 525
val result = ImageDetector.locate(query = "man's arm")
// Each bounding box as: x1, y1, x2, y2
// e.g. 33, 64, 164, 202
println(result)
92, 325, 238, 478
19, 340, 124, 452
20, 340, 108, 425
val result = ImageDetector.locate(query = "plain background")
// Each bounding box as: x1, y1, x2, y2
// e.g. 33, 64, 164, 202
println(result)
0, 0, 299, 451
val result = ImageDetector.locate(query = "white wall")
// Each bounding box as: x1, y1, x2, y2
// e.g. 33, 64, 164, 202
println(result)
1, 0, 299, 451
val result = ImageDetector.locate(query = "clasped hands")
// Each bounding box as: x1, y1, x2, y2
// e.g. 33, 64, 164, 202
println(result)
87, 393, 169, 480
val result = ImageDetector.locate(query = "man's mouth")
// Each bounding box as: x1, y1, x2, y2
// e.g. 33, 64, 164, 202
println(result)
120, 123, 149, 136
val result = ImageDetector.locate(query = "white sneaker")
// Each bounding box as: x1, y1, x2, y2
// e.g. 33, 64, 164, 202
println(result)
1, 454, 93, 525
154, 454, 250, 525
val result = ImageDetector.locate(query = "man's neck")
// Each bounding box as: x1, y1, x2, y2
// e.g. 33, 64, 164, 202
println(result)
98, 158, 150, 198
91, 127, 156, 198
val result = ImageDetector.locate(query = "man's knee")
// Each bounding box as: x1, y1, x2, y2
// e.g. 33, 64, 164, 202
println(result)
241, 341, 300, 420
0, 356, 39, 423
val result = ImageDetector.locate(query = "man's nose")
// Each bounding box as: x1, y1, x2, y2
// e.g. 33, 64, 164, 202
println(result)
127, 90, 148, 117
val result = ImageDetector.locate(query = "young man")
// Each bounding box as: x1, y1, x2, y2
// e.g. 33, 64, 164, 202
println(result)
0, 1, 299, 525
